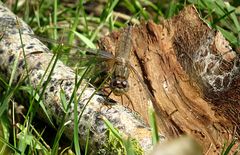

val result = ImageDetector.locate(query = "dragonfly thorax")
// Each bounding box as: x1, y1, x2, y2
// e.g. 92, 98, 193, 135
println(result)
115, 57, 129, 66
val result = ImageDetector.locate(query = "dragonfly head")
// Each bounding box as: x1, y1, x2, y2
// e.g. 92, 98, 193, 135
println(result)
110, 77, 129, 96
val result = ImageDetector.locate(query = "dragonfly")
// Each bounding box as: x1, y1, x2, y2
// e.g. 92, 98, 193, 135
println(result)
30, 25, 175, 137
31, 27, 138, 99
31, 27, 133, 97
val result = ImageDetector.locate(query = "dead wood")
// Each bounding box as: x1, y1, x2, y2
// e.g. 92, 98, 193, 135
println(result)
99, 5, 239, 154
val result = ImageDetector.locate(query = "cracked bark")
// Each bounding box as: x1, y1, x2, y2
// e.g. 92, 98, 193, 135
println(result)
99, 5, 239, 154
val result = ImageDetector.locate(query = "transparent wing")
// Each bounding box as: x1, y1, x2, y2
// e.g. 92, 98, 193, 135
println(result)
28, 34, 118, 87
29, 34, 115, 62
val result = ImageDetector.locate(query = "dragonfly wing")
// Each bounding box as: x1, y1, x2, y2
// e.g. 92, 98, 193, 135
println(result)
29, 33, 115, 60
28, 33, 118, 87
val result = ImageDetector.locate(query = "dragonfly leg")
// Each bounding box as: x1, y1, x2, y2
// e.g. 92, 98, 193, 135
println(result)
103, 91, 120, 111
120, 95, 130, 112
99, 103, 112, 112
98, 97, 115, 112
120, 95, 124, 106
123, 93, 135, 111
106, 90, 112, 98
96, 90, 117, 111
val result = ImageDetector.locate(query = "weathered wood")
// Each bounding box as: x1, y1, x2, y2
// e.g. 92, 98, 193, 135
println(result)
99, 5, 239, 154
0, 2, 153, 154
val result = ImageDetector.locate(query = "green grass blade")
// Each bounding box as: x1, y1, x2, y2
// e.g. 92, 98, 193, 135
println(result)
72, 30, 96, 49
166, 0, 179, 19
123, 0, 136, 13
51, 121, 70, 155
0, 136, 21, 154
0, 91, 13, 118
102, 116, 123, 142
123, 138, 135, 155
68, 0, 84, 45
60, 88, 68, 113
148, 106, 159, 145
225, 3, 240, 32
13, 0, 19, 13
8, 44, 21, 89
53, 0, 58, 40
23, 0, 30, 23
221, 138, 238, 155
20, 86, 55, 128
0, 114, 11, 154
216, 26, 238, 44
100, 0, 119, 22
73, 74, 81, 155
212, 2, 235, 26
133, 0, 149, 19
142, 0, 164, 17
17, 123, 28, 155
84, 125, 90, 155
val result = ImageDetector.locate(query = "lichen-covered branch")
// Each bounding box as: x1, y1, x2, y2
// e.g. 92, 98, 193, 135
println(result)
0, 3, 153, 154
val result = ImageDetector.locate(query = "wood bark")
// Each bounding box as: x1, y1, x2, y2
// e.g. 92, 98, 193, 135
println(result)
99, 5, 239, 154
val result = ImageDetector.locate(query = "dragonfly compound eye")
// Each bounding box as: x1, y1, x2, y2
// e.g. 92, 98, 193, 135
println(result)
111, 79, 128, 88
122, 80, 129, 88
111, 80, 120, 87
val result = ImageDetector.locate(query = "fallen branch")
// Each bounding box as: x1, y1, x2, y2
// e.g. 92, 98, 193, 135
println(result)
0, 2, 153, 154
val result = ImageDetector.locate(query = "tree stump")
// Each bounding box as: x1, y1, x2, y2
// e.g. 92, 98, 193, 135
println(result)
99, 5, 239, 154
